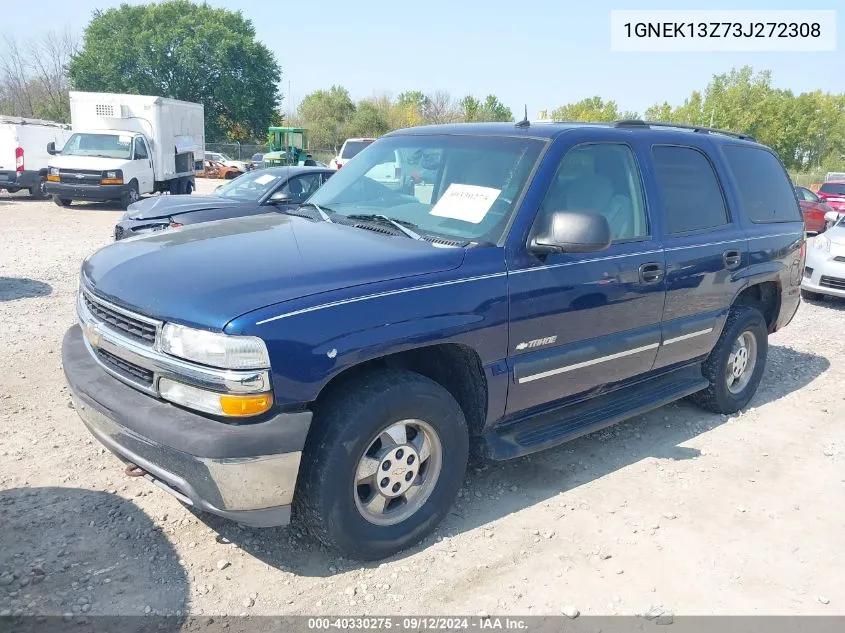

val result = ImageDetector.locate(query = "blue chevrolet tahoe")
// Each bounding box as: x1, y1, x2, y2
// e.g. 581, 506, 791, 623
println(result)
62, 120, 805, 560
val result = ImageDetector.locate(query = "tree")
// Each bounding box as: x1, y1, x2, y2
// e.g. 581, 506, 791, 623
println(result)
345, 99, 389, 138
298, 85, 355, 149
67, 0, 280, 141
422, 90, 459, 124
549, 96, 626, 122
459, 95, 512, 122
0, 29, 77, 121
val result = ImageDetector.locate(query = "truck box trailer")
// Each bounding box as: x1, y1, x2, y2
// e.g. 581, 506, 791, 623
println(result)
46, 91, 204, 208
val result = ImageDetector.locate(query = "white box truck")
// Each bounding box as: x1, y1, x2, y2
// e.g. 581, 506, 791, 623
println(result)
46, 91, 204, 208
0, 117, 72, 198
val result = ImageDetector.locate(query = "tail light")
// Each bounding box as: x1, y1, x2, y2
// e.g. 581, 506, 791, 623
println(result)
15, 147, 24, 172
395, 166, 401, 179
336, 163, 342, 170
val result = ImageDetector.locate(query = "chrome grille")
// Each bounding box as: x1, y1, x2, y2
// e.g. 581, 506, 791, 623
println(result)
820, 275, 845, 290
59, 169, 102, 185
83, 293, 157, 344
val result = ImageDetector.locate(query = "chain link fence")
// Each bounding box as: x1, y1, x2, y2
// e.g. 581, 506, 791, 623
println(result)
206, 143, 337, 165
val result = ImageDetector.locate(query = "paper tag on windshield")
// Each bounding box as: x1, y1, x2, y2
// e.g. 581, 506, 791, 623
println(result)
254, 174, 276, 185
118, 135, 132, 144
429, 184, 501, 224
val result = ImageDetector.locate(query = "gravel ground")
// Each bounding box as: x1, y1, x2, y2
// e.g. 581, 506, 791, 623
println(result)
1, 184, 844, 618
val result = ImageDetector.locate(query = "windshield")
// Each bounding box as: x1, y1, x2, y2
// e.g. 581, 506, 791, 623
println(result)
62, 133, 132, 160
820, 183, 845, 196
309, 134, 545, 242
340, 140, 373, 159
214, 169, 283, 201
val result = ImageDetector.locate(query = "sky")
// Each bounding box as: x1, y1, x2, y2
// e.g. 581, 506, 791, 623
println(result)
6, 0, 843, 119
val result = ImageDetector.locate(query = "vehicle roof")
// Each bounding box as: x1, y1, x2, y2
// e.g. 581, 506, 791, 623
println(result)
256, 166, 332, 176
384, 121, 764, 147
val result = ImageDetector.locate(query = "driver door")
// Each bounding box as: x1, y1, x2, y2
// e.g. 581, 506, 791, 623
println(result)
132, 136, 153, 193
506, 141, 666, 415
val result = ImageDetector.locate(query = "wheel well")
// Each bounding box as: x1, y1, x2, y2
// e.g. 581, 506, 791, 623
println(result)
734, 281, 780, 331
315, 344, 488, 436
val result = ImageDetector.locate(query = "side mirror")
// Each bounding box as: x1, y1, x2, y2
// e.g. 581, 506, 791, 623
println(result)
268, 191, 292, 204
824, 211, 840, 223
530, 210, 612, 255
47, 141, 58, 155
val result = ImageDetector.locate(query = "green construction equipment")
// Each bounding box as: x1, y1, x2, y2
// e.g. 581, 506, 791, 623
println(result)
267, 127, 309, 166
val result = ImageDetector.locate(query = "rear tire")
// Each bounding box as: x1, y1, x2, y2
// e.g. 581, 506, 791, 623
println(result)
801, 288, 823, 301
53, 196, 72, 207
690, 306, 768, 414
184, 180, 193, 195
294, 369, 468, 560
29, 177, 48, 200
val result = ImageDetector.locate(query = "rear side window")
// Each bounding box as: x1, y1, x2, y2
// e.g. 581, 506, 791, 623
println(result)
652, 146, 729, 234
722, 145, 802, 223
820, 182, 845, 196
341, 140, 373, 159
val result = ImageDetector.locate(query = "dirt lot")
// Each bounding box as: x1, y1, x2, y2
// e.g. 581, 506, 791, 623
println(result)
1, 183, 844, 619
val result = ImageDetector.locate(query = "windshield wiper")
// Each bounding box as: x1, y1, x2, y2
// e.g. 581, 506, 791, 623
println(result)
346, 214, 424, 240
298, 202, 333, 223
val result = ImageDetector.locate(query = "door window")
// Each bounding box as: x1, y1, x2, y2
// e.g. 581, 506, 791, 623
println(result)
652, 146, 729, 234
133, 137, 149, 160
281, 173, 323, 203
537, 143, 648, 242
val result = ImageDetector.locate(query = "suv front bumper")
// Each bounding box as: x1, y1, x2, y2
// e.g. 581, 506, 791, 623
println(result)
62, 325, 311, 527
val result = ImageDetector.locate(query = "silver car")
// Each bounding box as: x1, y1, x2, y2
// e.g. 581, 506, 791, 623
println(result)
802, 212, 845, 300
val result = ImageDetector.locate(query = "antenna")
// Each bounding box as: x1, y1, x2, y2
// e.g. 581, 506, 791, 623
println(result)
515, 105, 530, 128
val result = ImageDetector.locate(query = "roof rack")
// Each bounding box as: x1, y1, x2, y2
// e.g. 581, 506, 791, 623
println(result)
614, 119, 755, 142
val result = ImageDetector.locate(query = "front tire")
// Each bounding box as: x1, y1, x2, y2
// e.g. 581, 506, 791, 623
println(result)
690, 306, 768, 414
294, 369, 468, 560
120, 181, 140, 209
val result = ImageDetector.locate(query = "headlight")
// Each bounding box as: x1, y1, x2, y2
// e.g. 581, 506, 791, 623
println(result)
105, 170, 119, 179
815, 235, 831, 252
160, 323, 270, 370
49, 167, 59, 176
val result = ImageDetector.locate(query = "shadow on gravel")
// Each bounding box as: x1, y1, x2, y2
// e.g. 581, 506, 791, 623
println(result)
0, 277, 52, 301
192, 345, 829, 578
801, 294, 845, 312
0, 487, 187, 623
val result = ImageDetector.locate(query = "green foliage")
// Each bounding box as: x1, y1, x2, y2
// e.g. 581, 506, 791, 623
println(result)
67, 0, 280, 142
297, 85, 355, 149
345, 99, 390, 139
549, 97, 625, 122
460, 95, 512, 122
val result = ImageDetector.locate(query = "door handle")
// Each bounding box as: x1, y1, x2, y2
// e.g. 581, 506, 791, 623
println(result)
638, 262, 664, 284
723, 250, 742, 269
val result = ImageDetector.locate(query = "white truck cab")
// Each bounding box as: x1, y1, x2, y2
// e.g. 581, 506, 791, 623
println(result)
46, 92, 204, 209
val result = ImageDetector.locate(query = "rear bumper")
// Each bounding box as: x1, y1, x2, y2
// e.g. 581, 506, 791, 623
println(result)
62, 324, 312, 527
46, 181, 130, 201
0, 169, 39, 189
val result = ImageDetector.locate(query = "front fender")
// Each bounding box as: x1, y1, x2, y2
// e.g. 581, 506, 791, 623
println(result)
226, 257, 510, 408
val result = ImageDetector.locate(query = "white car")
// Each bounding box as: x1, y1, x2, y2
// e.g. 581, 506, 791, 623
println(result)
329, 138, 375, 170
802, 211, 845, 301
205, 151, 248, 173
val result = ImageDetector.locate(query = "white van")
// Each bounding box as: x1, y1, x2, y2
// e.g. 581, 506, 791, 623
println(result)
0, 117, 72, 198
46, 92, 204, 209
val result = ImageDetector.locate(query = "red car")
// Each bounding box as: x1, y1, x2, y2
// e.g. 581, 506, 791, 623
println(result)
816, 181, 845, 214
795, 186, 834, 233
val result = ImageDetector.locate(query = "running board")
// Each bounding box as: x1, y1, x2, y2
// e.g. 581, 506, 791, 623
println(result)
484, 365, 708, 460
